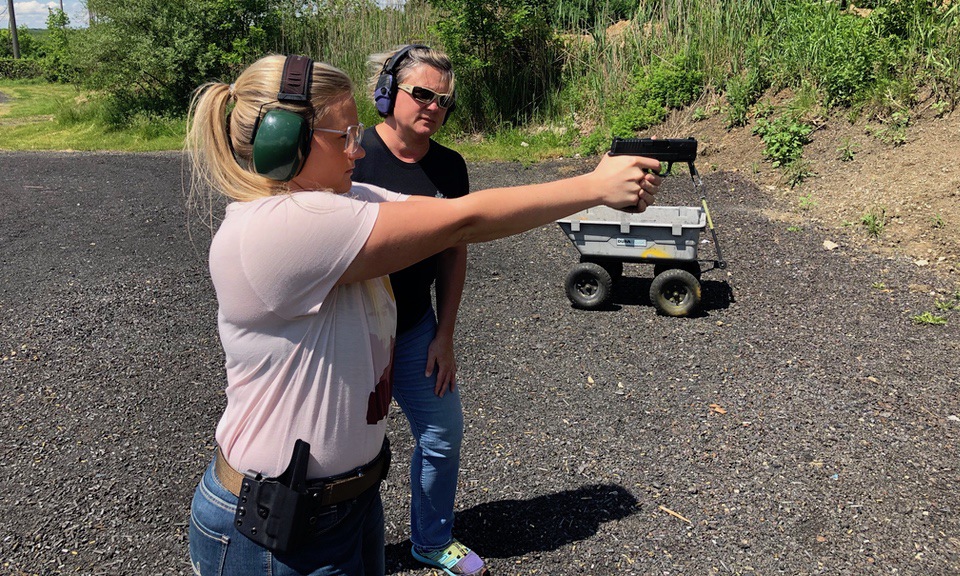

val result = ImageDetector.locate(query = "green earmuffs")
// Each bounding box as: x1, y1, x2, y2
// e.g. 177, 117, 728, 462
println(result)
248, 55, 315, 182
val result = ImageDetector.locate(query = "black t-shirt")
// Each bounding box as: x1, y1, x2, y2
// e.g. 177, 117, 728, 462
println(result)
352, 128, 469, 334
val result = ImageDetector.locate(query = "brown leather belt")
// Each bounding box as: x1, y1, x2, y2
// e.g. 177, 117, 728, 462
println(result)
215, 442, 389, 506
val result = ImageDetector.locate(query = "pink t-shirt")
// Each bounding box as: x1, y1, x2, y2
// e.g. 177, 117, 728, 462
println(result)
210, 184, 406, 478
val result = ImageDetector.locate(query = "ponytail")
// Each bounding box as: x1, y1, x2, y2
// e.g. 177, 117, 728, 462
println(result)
185, 55, 355, 227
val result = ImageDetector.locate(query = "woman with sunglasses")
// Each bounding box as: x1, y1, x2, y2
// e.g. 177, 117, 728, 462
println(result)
185, 53, 661, 576
352, 44, 480, 576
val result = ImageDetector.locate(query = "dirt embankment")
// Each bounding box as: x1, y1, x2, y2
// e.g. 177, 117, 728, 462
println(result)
652, 93, 960, 281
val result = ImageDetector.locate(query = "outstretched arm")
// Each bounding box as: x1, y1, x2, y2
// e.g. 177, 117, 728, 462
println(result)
337, 153, 661, 285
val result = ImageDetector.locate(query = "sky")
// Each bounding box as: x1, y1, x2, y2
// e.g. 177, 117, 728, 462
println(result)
2, 1, 89, 29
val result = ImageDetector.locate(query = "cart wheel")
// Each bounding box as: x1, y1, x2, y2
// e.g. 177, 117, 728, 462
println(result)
565, 263, 613, 309
649, 268, 701, 317
654, 262, 701, 279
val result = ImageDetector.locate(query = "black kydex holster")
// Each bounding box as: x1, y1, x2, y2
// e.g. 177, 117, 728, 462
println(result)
234, 439, 311, 555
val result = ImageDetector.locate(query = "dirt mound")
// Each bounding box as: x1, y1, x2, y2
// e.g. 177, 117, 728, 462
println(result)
650, 92, 960, 280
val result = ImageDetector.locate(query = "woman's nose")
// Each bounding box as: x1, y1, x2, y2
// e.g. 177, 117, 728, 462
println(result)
348, 145, 366, 160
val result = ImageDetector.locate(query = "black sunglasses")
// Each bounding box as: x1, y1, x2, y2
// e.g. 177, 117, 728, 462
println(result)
397, 84, 455, 109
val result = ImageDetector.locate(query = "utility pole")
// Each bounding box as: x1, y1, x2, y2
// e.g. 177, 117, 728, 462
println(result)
6, 0, 20, 59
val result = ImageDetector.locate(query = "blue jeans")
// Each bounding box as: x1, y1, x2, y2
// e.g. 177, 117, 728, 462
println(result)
392, 310, 465, 550
188, 458, 385, 576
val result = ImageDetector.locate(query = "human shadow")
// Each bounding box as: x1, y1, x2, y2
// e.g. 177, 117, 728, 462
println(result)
385, 483, 638, 573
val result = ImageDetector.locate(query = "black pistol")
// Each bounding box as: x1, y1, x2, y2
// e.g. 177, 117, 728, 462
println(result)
609, 137, 698, 175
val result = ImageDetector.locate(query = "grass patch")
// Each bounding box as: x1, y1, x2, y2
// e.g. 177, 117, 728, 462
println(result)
0, 80, 185, 151
2, 79, 571, 159
0, 80, 79, 119
440, 125, 578, 163
912, 311, 947, 325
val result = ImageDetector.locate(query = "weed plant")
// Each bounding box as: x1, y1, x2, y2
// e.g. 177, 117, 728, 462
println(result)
861, 206, 887, 238
798, 194, 817, 210
912, 311, 947, 325
752, 114, 813, 167
838, 139, 858, 161
783, 159, 813, 188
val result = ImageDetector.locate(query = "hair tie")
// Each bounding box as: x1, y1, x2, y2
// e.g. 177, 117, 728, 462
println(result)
228, 83, 236, 100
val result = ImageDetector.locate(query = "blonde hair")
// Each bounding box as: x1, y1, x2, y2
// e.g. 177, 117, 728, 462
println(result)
185, 55, 354, 221
366, 45, 455, 108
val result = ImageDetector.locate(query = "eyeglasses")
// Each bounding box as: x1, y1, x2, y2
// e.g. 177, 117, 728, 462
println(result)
397, 84, 455, 109
315, 123, 364, 154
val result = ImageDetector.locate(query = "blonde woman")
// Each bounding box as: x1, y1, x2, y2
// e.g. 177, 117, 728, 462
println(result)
185, 53, 661, 576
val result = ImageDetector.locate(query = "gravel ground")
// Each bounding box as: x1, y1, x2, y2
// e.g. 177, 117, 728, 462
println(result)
1, 152, 959, 576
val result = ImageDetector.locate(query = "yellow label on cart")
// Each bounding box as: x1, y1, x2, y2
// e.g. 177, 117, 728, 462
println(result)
641, 247, 672, 259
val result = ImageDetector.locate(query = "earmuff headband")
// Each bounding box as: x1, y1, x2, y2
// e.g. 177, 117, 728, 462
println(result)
382, 44, 429, 76
278, 55, 313, 103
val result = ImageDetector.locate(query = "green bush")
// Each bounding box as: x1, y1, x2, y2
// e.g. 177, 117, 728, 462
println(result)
770, 2, 893, 107
580, 128, 611, 156
752, 114, 813, 167
0, 58, 44, 80
41, 9, 78, 83
609, 53, 704, 138
723, 37, 771, 127
725, 66, 768, 128
0, 27, 40, 59
870, 0, 960, 109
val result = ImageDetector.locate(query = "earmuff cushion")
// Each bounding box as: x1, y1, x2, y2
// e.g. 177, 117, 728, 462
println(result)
248, 55, 316, 181
251, 109, 311, 181
373, 44, 430, 117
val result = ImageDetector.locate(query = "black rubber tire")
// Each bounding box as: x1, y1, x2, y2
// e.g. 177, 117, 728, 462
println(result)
649, 267, 701, 317
565, 262, 613, 310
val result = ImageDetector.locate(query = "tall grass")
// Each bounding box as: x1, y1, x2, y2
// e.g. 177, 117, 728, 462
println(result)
549, 0, 958, 147
553, 0, 775, 119
273, 2, 435, 81
270, 1, 436, 125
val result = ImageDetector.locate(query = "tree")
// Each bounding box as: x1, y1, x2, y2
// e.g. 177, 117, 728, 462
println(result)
72, 0, 278, 123
428, 0, 564, 130
43, 8, 75, 81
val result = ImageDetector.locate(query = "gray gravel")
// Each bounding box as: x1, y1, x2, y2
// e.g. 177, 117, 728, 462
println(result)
1, 152, 959, 576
